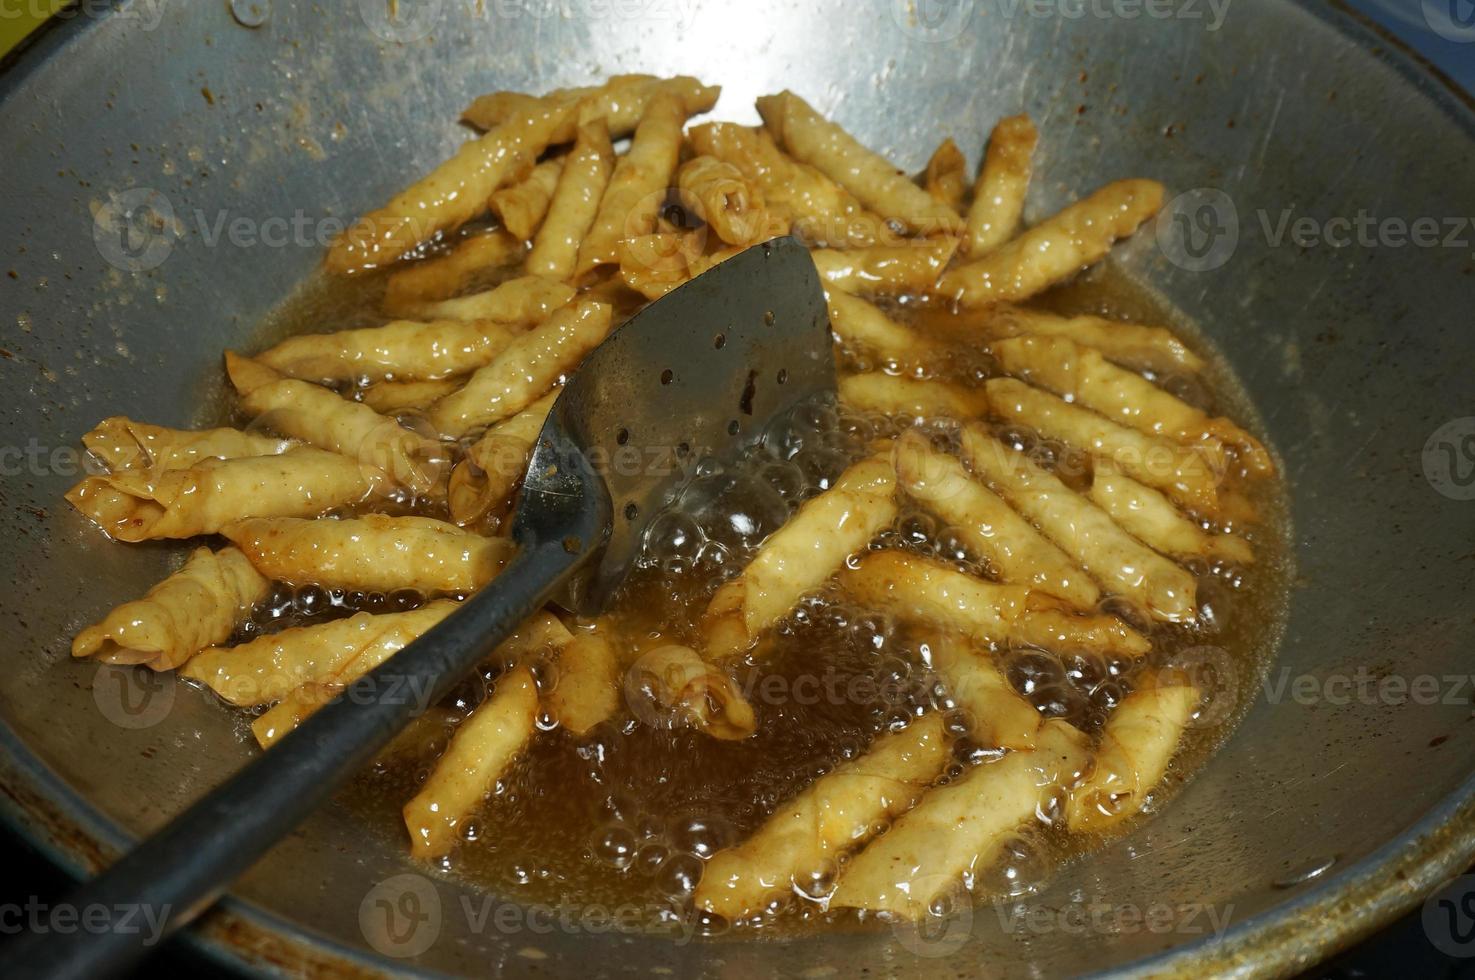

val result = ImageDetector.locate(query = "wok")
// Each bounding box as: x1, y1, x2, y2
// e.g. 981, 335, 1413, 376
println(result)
1, 1, 1473, 976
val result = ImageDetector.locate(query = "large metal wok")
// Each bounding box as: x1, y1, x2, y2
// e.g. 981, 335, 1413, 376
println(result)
1, 1, 1473, 975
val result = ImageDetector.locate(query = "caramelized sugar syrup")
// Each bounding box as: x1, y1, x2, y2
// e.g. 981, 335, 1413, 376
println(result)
209, 250, 1291, 937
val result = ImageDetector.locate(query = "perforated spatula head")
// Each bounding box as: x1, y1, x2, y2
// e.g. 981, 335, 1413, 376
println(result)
513, 236, 836, 615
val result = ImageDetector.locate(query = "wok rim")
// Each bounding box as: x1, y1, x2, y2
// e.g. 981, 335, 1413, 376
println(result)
1, 1, 1472, 976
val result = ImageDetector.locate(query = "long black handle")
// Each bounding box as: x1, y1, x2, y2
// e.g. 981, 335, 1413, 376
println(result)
4, 536, 585, 979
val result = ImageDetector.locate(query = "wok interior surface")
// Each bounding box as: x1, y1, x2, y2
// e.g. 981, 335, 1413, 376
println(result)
1, 1, 1473, 975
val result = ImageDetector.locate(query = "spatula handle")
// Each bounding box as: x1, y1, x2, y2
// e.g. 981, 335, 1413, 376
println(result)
3, 536, 585, 979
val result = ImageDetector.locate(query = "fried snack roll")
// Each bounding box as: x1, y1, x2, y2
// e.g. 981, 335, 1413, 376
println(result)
694, 714, 948, 919
226, 353, 445, 492
327, 97, 579, 275
922, 138, 968, 213
66, 448, 383, 542
545, 634, 620, 736
677, 155, 770, 246
1089, 467, 1253, 565
256, 319, 519, 385
254, 612, 571, 747
624, 644, 756, 741
526, 121, 616, 281
984, 377, 1222, 515
961, 427, 1198, 623
81, 417, 292, 473
940, 179, 1165, 306
982, 304, 1205, 375
810, 239, 958, 297
830, 719, 1088, 918
964, 114, 1038, 256
702, 455, 898, 661
617, 234, 745, 300
72, 547, 270, 671
396, 275, 577, 326
490, 157, 565, 241
686, 122, 887, 248
427, 298, 611, 438
182, 600, 460, 706
756, 91, 963, 235
403, 664, 539, 858
893, 430, 1098, 608
839, 373, 988, 420
381, 230, 523, 313
841, 551, 1150, 660
461, 74, 719, 141
1068, 678, 1200, 833
361, 379, 464, 415
825, 289, 935, 367
992, 336, 1273, 475
924, 633, 1040, 750
221, 515, 511, 594
447, 391, 558, 527
576, 92, 688, 276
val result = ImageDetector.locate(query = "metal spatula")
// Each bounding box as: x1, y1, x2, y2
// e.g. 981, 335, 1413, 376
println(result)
11, 237, 834, 978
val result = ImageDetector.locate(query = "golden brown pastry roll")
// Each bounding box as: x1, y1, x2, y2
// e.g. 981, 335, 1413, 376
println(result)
702, 455, 897, 661
490, 157, 565, 241
526, 121, 616, 282
686, 122, 887, 248
72, 547, 270, 671
922, 137, 968, 213
1089, 467, 1254, 565
221, 515, 512, 595
964, 114, 1038, 256
983, 377, 1223, 515
427, 298, 611, 438
326, 98, 578, 274
940, 179, 1164, 306
446, 390, 558, 528
841, 551, 1150, 660
403, 664, 539, 858
961, 427, 1199, 623
677, 155, 770, 246
255, 318, 520, 385
623, 645, 755, 741
66, 448, 385, 542
1068, 677, 1200, 833
81, 417, 291, 473
400, 275, 577, 325
226, 353, 446, 493
462, 74, 719, 141
809, 239, 958, 297
830, 719, 1088, 918
992, 335, 1273, 476
694, 714, 949, 919
381, 229, 523, 314
757, 90, 964, 235
825, 289, 936, 367
839, 373, 988, 420
576, 92, 689, 276
894, 430, 1098, 608
982, 304, 1206, 376
182, 599, 460, 706
924, 633, 1041, 751
360, 379, 464, 415
544, 633, 620, 736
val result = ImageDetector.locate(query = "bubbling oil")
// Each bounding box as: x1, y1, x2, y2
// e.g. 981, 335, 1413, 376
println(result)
234, 255, 1290, 938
